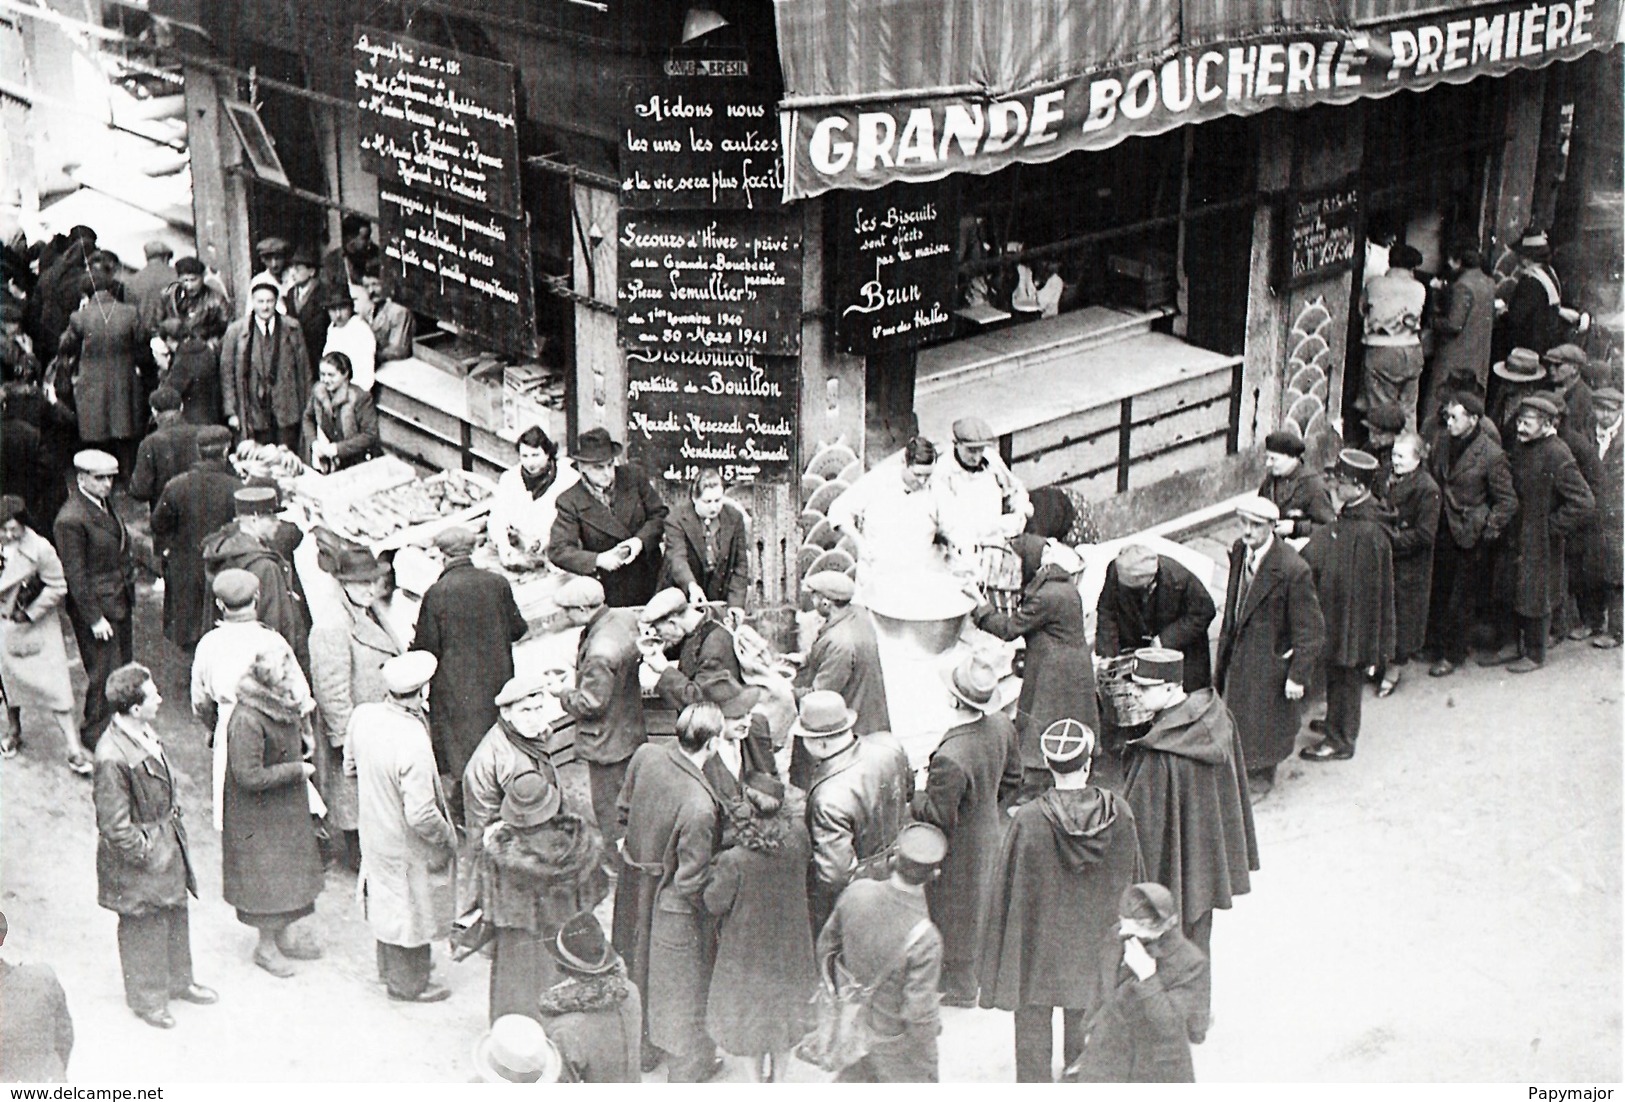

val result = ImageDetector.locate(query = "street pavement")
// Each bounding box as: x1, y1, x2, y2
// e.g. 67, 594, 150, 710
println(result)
1, 581, 1618, 1083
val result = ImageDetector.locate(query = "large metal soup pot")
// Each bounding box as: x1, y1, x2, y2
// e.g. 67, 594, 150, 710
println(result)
861, 571, 978, 656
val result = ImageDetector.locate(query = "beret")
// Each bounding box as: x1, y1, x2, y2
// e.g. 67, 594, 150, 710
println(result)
1263, 430, 1305, 457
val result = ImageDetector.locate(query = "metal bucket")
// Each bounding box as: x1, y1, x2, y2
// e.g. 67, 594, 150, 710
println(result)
862, 570, 978, 656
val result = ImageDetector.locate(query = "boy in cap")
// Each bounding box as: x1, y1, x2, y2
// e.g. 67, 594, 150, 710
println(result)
814, 821, 948, 1082
1361, 402, 1406, 492
55, 450, 134, 749
345, 651, 459, 1002
1120, 646, 1255, 1007
1482, 394, 1596, 672
1062, 883, 1210, 1084
977, 718, 1143, 1082
536, 912, 643, 1082
152, 426, 243, 649
1215, 495, 1323, 800
1299, 450, 1395, 760
1577, 387, 1624, 647
1259, 430, 1335, 539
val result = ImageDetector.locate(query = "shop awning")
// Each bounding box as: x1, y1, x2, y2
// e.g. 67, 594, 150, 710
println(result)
776, 0, 1623, 199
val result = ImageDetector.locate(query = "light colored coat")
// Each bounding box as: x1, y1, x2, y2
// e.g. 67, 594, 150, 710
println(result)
0, 527, 75, 711
345, 699, 458, 947
309, 596, 404, 830
487, 459, 579, 567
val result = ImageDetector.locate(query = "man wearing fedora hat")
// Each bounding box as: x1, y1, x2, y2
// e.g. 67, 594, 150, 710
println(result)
913, 655, 1020, 1006
1299, 450, 1395, 761
282, 243, 330, 368
1502, 229, 1567, 357
1482, 394, 1595, 673
701, 681, 776, 815
320, 282, 376, 392
471, 1014, 565, 1083
797, 690, 913, 937
537, 912, 643, 1082
466, 770, 608, 1023
1489, 347, 1547, 441
54, 450, 135, 749
549, 427, 669, 609
815, 821, 949, 1082
1062, 883, 1210, 1084
346, 651, 459, 1002
200, 487, 309, 669
977, 718, 1143, 1082
1121, 647, 1254, 1008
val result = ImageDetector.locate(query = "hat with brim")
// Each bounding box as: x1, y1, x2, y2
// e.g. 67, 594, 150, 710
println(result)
499, 771, 561, 829
330, 546, 390, 582
710, 682, 763, 719
1494, 348, 1546, 383
547, 913, 619, 976
73, 450, 119, 476
574, 427, 623, 464
381, 651, 437, 695
471, 1017, 563, 1084
793, 689, 857, 739
1517, 230, 1551, 257
943, 656, 1002, 714
555, 575, 606, 610
1130, 646, 1185, 686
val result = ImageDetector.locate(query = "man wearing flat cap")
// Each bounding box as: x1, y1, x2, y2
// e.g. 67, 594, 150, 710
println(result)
796, 690, 913, 937
977, 718, 1143, 1082
1481, 394, 1595, 673
1095, 543, 1216, 693
346, 651, 459, 1003
1422, 391, 1516, 676
152, 426, 243, 650
462, 670, 569, 838
933, 416, 1032, 606
411, 526, 527, 814
639, 587, 748, 713
794, 570, 890, 742
222, 269, 311, 448
549, 427, 669, 609
1576, 387, 1625, 648
126, 240, 176, 333
1299, 450, 1395, 761
1061, 883, 1210, 1084
1544, 343, 1597, 443
54, 450, 135, 748
815, 821, 948, 1082
253, 236, 290, 292
129, 387, 200, 507
158, 256, 230, 348
201, 487, 308, 669
1259, 429, 1335, 540
1121, 647, 1255, 1008
1215, 496, 1324, 800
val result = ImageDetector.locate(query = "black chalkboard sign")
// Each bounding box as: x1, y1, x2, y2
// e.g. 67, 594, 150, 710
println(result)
1281, 183, 1359, 289
625, 350, 797, 485
619, 78, 784, 211
833, 182, 959, 354
617, 209, 802, 356
379, 185, 536, 357
355, 27, 523, 218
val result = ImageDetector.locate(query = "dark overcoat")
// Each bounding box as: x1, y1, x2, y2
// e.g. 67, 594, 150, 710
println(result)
59, 291, 147, 442
795, 603, 892, 736
975, 563, 1099, 769
151, 459, 243, 648
701, 799, 818, 1057
1260, 466, 1336, 539
1502, 434, 1596, 617
201, 522, 308, 668
1067, 933, 1210, 1084
558, 606, 647, 765
130, 422, 200, 504
549, 466, 669, 608
221, 680, 323, 916
411, 556, 527, 781
283, 278, 330, 370
93, 724, 197, 914
1301, 497, 1396, 669
1427, 422, 1517, 549
914, 711, 1019, 972
1585, 433, 1624, 588
976, 786, 1143, 1011
1094, 556, 1215, 690
1214, 538, 1324, 771
538, 971, 644, 1083
1381, 466, 1442, 658
1122, 690, 1257, 930
53, 488, 133, 628
656, 615, 745, 710
661, 498, 751, 608
163, 335, 223, 426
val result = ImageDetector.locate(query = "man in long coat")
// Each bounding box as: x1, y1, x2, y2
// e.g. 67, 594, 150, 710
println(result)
1095, 545, 1216, 691
1579, 387, 1624, 647
615, 707, 724, 1081
1300, 451, 1396, 762
1121, 646, 1256, 1022
201, 489, 309, 671
549, 428, 668, 609
221, 273, 311, 449
1482, 395, 1596, 672
911, 657, 1020, 1005
282, 246, 330, 371
1423, 240, 1497, 420
345, 652, 458, 1002
1377, 433, 1441, 693
55, 450, 134, 749
1214, 496, 1324, 801
794, 570, 890, 736
411, 525, 527, 812
976, 719, 1143, 1082
151, 427, 242, 650
58, 274, 148, 476
129, 388, 199, 507
975, 540, 1097, 803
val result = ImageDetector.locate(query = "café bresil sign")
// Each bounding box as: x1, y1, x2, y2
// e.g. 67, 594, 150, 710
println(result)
779, 0, 1619, 200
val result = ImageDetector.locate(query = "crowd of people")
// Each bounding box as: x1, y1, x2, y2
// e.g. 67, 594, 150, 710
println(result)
0, 209, 1619, 1085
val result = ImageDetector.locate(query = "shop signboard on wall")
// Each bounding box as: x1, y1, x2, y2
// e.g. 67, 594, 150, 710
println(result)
625, 350, 797, 486
1278, 182, 1359, 290
378, 185, 537, 357
617, 208, 802, 356
833, 181, 959, 354
619, 74, 784, 210
355, 27, 523, 217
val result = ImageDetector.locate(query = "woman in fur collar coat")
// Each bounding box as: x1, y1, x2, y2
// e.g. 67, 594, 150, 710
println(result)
537, 912, 642, 1083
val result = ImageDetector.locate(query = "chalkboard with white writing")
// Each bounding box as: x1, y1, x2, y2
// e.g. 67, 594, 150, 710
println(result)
355, 27, 523, 218
833, 181, 958, 354
625, 350, 797, 486
617, 208, 802, 356
1282, 183, 1359, 289
619, 78, 784, 211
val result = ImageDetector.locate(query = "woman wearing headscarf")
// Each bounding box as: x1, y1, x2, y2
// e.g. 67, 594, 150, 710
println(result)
0, 495, 90, 774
